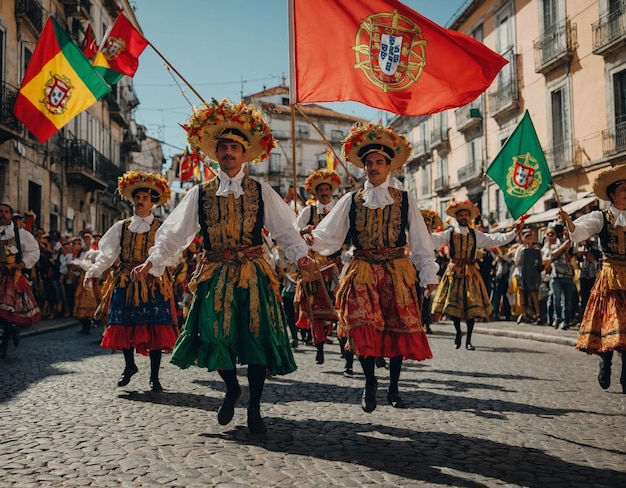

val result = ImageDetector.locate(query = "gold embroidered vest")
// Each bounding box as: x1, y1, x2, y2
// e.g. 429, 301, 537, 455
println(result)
347, 187, 408, 250
197, 176, 264, 251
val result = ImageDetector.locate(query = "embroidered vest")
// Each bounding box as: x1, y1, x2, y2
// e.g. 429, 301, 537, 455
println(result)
119, 217, 161, 264
598, 209, 626, 258
449, 229, 477, 260
306, 206, 322, 227
347, 187, 408, 250
197, 176, 264, 251
0, 223, 22, 265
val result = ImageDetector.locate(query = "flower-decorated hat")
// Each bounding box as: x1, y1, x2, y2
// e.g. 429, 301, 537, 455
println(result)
117, 170, 172, 206
592, 164, 626, 201
304, 169, 343, 194
342, 122, 411, 172
183, 98, 275, 164
420, 209, 444, 232
446, 199, 480, 221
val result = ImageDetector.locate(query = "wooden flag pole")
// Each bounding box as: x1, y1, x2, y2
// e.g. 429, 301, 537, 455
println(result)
290, 104, 299, 213
294, 104, 360, 189
146, 41, 207, 106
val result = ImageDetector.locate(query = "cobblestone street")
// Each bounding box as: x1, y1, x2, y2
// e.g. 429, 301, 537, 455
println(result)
1, 322, 625, 487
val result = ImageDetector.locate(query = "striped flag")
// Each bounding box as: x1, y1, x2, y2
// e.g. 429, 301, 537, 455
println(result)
13, 17, 110, 143
93, 12, 148, 85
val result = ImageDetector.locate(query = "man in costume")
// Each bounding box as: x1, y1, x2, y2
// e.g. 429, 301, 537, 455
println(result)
306, 122, 438, 413
130, 99, 314, 433
85, 172, 178, 392
0, 203, 41, 358
431, 201, 521, 350
558, 164, 626, 393
420, 209, 444, 335
295, 168, 343, 365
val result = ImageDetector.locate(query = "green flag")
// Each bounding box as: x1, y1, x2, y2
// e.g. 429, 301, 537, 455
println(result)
486, 111, 552, 219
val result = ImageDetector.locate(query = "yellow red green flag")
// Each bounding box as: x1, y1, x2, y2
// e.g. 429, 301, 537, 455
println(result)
13, 16, 110, 143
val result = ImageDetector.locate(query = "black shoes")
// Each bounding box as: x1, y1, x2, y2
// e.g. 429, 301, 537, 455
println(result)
150, 379, 163, 393
598, 357, 612, 390
343, 367, 354, 377
466, 343, 475, 351
375, 357, 387, 368
117, 364, 138, 387
217, 387, 243, 425
247, 407, 267, 434
315, 348, 324, 364
387, 391, 407, 409
454, 332, 463, 349
361, 380, 378, 413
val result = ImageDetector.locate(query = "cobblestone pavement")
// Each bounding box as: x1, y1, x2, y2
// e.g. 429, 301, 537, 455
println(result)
0, 320, 624, 487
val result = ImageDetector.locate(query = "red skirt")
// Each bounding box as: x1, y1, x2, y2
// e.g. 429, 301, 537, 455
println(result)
336, 258, 431, 360
101, 323, 179, 356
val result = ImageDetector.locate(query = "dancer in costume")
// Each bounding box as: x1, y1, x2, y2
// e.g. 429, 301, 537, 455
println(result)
295, 168, 343, 365
306, 122, 438, 412
131, 99, 314, 433
431, 201, 521, 350
85, 172, 177, 392
0, 203, 41, 358
559, 164, 626, 393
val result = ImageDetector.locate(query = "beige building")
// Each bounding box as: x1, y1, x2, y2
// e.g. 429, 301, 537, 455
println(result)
0, 0, 163, 235
395, 0, 626, 229
245, 85, 366, 199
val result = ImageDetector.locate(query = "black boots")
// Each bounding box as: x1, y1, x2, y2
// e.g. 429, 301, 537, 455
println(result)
78, 320, 91, 335
117, 364, 138, 386
598, 352, 613, 390
217, 387, 243, 425
361, 379, 378, 412
315, 343, 324, 364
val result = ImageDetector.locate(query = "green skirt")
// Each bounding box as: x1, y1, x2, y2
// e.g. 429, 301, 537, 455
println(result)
171, 262, 297, 375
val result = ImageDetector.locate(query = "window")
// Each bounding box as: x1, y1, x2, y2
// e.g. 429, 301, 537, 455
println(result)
420, 163, 431, 197
296, 124, 309, 137
613, 69, 626, 150
0, 29, 4, 83
549, 84, 571, 169
331, 129, 343, 143
495, 3, 513, 53
269, 153, 281, 174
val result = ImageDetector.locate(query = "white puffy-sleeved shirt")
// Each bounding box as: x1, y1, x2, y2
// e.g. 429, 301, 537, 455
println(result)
0, 225, 40, 269
296, 200, 336, 230
431, 226, 518, 252
309, 177, 439, 287
568, 206, 625, 243
85, 213, 156, 279
147, 168, 309, 277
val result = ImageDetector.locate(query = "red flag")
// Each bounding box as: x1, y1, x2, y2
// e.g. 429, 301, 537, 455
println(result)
82, 23, 98, 60
12, 17, 110, 143
289, 0, 507, 115
179, 148, 196, 182
93, 12, 148, 84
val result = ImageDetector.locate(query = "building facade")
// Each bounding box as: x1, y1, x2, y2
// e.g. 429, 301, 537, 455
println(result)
396, 0, 626, 229
0, 0, 162, 235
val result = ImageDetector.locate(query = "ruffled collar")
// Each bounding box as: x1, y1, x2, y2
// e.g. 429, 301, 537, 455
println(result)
362, 177, 394, 209
611, 204, 626, 227
128, 212, 154, 233
216, 168, 245, 198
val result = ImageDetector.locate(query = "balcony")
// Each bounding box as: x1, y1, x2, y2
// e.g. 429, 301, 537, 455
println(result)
105, 91, 129, 128
544, 139, 573, 172
61, 0, 91, 20
433, 174, 449, 194
593, 8, 626, 57
15, 0, 44, 35
411, 139, 431, 161
272, 130, 290, 140
65, 140, 124, 191
455, 101, 482, 133
122, 129, 141, 153
602, 120, 626, 157
0, 82, 22, 143
457, 159, 483, 185
430, 126, 448, 151
534, 19, 576, 74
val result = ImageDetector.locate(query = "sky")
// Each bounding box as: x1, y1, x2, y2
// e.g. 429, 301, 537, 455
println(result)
129, 0, 469, 163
